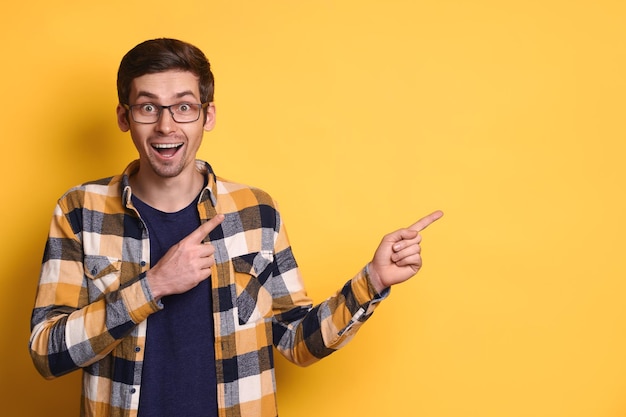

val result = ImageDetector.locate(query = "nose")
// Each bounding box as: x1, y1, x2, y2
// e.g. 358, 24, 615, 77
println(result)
155, 107, 177, 133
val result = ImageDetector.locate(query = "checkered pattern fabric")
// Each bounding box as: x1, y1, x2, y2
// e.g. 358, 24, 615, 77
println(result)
29, 160, 388, 417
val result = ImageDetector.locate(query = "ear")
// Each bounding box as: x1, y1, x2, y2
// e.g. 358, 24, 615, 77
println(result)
203, 103, 216, 132
116, 104, 130, 132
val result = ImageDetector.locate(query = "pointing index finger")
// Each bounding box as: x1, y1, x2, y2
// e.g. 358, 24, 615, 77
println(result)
186, 213, 225, 243
408, 210, 444, 232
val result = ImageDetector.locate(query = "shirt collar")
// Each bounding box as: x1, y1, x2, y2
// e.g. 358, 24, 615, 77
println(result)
121, 159, 218, 208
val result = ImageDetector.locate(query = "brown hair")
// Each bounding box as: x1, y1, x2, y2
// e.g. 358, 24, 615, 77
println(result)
117, 38, 215, 105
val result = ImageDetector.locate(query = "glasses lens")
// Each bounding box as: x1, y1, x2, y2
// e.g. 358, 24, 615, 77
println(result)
132, 103, 160, 123
171, 103, 201, 123
129, 103, 203, 124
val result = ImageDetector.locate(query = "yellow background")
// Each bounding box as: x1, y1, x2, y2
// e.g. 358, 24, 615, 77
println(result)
2, 1, 626, 416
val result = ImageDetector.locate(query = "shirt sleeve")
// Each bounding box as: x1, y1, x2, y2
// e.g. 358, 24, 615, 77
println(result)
270, 212, 390, 367
28, 200, 160, 379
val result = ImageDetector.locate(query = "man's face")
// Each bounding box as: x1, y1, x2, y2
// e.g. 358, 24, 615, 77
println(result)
116, 70, 215, 180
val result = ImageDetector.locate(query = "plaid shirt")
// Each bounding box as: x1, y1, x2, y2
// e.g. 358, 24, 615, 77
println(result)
30, 160, 387, 417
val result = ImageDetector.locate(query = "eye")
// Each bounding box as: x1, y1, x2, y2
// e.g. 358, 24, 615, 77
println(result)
176, 103, 193, 113
139, 103, 158, 113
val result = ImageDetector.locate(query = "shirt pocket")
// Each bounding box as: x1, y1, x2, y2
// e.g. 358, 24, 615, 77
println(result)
84, 255, 122, 297
233, 251, 274, 325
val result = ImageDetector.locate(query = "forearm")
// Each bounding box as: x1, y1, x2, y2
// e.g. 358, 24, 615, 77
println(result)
29, 276, 159, 378
274, 265, 389, 367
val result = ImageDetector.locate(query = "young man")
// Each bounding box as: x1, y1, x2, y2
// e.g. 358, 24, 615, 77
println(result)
29, 38, 443, 417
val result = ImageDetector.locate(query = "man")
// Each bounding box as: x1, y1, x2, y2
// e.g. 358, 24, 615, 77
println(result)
29, 38, 443, 417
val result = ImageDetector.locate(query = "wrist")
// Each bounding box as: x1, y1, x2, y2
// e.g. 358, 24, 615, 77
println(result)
145, 269, 165, 301
367, 263, 387, 295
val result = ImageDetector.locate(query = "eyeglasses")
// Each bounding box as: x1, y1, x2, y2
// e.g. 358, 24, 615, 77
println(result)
123, 102, 209, 124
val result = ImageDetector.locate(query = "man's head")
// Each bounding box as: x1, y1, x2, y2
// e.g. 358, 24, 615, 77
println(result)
117, 38, 214, 106
115, 39, 217, 182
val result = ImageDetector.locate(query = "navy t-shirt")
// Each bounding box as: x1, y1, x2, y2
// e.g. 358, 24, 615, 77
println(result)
133, 194, 218, 417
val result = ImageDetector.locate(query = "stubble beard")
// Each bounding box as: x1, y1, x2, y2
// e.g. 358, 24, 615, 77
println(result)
146, 148, 188, 179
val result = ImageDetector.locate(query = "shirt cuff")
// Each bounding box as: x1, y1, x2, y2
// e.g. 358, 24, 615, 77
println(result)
352, 264, 390, 308
120, 272, 163, 323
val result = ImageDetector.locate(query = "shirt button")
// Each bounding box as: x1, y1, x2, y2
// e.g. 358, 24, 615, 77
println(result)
140, 261, 146, 267
135, 346, 141, 352
130, 388, 136, 394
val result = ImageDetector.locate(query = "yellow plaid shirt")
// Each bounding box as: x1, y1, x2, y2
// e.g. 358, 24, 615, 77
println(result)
29, 160, 387, 417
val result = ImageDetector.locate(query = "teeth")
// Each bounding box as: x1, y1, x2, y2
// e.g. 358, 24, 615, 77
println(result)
153, 143, 183, 149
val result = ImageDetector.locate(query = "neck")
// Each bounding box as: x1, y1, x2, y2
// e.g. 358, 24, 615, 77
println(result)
130, 165, 204, 213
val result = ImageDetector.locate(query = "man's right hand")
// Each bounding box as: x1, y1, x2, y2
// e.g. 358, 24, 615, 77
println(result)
146, 214, 224, 300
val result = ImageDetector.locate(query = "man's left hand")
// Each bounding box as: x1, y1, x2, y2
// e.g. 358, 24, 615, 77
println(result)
369, 210, 444, 294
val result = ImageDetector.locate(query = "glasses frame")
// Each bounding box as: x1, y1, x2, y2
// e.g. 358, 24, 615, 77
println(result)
122, 102, 210, 124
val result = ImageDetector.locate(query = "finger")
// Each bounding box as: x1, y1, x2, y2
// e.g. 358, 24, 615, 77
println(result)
408, 210, 444, 233
391, 244, 421, 262
199, 254, 216, 270
198, 242, 216, 257
186, 214, 225, 243
394, 253, 422, 269
392, 231, 421, 252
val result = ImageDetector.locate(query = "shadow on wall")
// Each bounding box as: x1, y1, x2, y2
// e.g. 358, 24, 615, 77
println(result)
50, 96, 136, 185
1, 69, 132, 416
2, 238, 83, 416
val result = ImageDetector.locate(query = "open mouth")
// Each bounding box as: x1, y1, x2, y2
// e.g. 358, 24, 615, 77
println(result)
152, 142, 183, 158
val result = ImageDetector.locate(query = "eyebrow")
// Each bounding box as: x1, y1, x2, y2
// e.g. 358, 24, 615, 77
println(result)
135, 90, 199, 101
